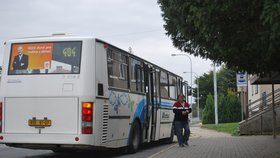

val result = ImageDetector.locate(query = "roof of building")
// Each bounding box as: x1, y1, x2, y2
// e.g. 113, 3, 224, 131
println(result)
250, 72, 280, 84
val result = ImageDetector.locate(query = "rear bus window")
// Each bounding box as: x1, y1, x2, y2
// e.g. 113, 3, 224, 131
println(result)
8, 41, 82, 75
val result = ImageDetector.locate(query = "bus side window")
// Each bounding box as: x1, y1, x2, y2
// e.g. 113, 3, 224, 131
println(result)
107, 49, 128, 89
177, 78, 183, 95
169, 74, 177, 99
160, 71, 169, 98
130, 58, 144, 93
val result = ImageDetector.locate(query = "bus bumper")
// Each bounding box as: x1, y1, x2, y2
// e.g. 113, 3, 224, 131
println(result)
0, 133, 98, 150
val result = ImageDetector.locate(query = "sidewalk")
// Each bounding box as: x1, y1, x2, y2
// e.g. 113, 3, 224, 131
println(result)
149, 123, 280, 158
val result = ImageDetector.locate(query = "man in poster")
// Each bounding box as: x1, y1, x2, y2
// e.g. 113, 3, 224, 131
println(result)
13, 46, 29, 70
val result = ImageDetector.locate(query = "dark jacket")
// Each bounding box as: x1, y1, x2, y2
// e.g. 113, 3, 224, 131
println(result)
13, 54, 29, 70
173, 101, 192, 122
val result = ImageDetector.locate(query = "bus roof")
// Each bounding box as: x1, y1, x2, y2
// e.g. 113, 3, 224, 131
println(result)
7, 34, 93, 43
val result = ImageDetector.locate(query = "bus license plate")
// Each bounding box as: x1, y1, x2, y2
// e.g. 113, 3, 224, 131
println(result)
28, 119, 52, 127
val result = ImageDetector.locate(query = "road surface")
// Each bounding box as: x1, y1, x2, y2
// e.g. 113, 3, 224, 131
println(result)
0, 141, 174, 158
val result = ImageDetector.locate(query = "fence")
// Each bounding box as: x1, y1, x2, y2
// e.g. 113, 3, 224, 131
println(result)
248, 88, 280, 118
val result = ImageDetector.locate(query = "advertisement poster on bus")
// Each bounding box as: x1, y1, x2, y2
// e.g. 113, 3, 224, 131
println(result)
8, 41, 82, 75
9, 43, 53, 71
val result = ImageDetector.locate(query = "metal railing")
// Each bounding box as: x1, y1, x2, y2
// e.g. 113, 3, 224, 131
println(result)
248, 88, 280, 118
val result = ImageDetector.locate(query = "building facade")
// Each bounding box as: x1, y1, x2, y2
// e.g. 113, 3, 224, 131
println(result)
248, 75, 280, 104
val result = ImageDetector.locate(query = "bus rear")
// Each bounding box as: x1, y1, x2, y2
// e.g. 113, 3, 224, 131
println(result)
0, 35, 99, 150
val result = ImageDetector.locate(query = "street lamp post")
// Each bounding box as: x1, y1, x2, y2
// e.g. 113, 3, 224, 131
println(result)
184, 72, 200, 120
171, 53, 193, 109
213, 63, 218, 125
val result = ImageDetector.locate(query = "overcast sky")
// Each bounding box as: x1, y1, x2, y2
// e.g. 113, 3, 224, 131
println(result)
0, 0, 213, 84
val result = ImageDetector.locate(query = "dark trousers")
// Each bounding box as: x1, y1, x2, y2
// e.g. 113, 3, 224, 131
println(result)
175, 120, 190, 146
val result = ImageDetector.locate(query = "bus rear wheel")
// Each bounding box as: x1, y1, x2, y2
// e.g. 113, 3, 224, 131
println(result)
127, 122, 141, 153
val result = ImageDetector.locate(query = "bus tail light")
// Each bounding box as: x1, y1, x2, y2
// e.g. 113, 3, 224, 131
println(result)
0, 102, 2, 133
82, 102, 93, 134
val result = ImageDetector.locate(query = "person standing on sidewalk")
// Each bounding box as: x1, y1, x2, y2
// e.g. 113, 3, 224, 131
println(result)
173, 94, 192, 147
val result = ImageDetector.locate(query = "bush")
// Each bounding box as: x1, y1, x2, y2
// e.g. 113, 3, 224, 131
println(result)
202, 92, 241, 124
202, 94, 215, 124
226, 92, 242, 122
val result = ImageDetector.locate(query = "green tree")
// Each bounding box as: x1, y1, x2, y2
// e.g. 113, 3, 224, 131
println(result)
193, 71, 213, 110
193, 66, 241, 124
218, 93, 228, 123
193, 65, 236, 110
218, 92, 242, 123
202, 92, 241, 124
202, 93, 215, 124
158, 0, 280, 74
217, 65, 236, 95
226, 92, 242, 122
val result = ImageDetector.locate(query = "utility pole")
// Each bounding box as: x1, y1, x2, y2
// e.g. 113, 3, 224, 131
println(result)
213, 63, 218, 125
197, 79, 200, 119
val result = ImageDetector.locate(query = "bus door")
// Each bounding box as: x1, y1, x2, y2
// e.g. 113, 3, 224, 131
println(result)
150, 69, 160, 141
143, 64, 158, 142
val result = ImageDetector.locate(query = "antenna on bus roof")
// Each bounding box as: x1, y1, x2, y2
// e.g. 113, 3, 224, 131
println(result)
128, 46, 134, 54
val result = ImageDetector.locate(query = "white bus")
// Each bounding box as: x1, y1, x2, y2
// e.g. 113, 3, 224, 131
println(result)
0, 35, 187, 153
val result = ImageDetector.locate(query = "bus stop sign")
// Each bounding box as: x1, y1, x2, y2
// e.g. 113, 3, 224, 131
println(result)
236, 72, 247, 87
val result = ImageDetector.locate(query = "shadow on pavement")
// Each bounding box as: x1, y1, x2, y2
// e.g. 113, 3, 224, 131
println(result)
24, 140, 175, 158
25, 150, 123, 158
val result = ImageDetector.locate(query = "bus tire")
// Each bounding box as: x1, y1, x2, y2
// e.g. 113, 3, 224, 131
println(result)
127, 121, 141, 153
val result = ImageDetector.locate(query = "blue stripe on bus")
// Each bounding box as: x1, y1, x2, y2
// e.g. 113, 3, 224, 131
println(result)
133, 100, 174, 122
134, 99, 146, 123
160, 101, 173, 109
159, 105, 173, 109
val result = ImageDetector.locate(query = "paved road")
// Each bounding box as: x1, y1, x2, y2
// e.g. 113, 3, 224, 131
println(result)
0, 140, 175, 158
2, 122, 279, 158
149, 124, 280, 158
0, 118, 200, 158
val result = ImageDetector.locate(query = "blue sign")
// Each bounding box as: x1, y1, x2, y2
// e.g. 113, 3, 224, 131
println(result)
236, 72, 247, 87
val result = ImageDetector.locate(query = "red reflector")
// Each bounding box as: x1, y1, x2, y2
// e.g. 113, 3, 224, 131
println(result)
82, 109, 92, 115
0, 136, 3, 140
82, 115, 92, 121
82, 127, 92, 134
75, 137, 79, 141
